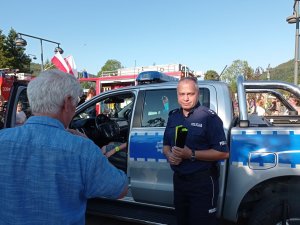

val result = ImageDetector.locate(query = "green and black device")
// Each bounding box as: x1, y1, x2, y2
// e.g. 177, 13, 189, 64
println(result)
175, 125, 188, 148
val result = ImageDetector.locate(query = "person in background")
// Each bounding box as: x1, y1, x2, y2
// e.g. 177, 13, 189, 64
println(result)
257, 94, 266, 108
288, 95, 300, 115
85, 87, 96, 101
162, 96, 169, 114
276, 99, 282, 115
0, 95, 5, 128
16, 101, 27, 125
163, 77, 229, 225
256, 100, 266, 116
0, 69, 128, 225
85, 87, 97, 117
0, 95, 4, 110
267, 99, 279, 115
248, 97, 256, 114
233, 98, 239, 116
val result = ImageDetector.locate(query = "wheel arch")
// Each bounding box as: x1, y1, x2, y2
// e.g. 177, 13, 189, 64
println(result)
237, 175, 300, 221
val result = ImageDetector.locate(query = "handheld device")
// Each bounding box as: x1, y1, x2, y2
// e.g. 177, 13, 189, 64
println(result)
175, 125, 188, 148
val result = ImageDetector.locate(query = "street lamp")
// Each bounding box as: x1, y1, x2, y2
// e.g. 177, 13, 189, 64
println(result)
286, 0, 300, 85
15, 33, 63, 71
28, 54, 37, 60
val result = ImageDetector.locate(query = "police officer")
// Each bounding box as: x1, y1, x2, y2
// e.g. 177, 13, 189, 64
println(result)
163, 77, 229, 225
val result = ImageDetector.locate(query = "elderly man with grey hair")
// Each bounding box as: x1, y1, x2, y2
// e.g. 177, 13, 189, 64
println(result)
0, 69, 128, 225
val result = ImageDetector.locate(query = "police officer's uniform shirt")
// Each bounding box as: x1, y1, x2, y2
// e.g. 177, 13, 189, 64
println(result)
163, 102, 228, 175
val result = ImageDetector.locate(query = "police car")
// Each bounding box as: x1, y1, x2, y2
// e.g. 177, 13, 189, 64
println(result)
3, 72, 300, 225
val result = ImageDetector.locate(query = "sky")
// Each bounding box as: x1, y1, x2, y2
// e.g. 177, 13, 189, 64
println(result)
0, 1, 297, 75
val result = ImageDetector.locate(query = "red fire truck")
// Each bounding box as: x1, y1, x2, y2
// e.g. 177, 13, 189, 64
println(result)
78, 63, 194, 96
0, 68, 34, 101
78, 64, 195, 115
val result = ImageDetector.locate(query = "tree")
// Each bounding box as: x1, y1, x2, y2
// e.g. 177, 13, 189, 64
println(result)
97, 59, 122, 77
4, 28, 31, 73
262, 60, 294, 83
204, 70, 219, 80
221, 60, 254, 93
0, 29, 9, 68
30, 63, 42, 76
43, 59, 55, 71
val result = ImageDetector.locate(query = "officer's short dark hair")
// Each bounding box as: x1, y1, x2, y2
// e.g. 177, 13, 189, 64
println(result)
180, 77, 197, 84
178, 77, 199, 91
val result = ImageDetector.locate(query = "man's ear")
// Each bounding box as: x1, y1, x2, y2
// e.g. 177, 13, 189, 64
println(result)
63, 96, 73, 113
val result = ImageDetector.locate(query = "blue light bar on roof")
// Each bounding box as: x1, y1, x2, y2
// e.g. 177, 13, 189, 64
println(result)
136, 71, 178, 85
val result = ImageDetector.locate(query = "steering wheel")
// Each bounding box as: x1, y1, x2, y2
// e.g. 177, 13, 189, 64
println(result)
123, 108, 132, 120
95, 114, 120, 140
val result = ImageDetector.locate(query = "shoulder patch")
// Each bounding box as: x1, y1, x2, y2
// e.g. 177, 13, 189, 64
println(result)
207, 109, 216, 115
168, 108, 180, 116
199, 106, 217, 116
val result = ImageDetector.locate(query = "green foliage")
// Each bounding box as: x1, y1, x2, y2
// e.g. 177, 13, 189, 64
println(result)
221, 60, 254, 93
244, 66, 255, 80
0, 29, 9, 68
0, 28, 44, 74
44, 59, 55, 72
81, 82, 95, 90
266, 60, 295, 83
29, 63, 41, 76
97, 59, 122, 77
219, 59, 297, 93
204, 70, 219, 80
4, 29, 31, 73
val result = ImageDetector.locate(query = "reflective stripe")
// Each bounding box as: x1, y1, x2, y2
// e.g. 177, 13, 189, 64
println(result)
208, 175, 217, 214
209, 176, 215, 207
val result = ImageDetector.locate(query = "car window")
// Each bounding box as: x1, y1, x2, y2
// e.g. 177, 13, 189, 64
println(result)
75, 94, 134, 120
141, 88, 210, 127
71, 92, 135, 152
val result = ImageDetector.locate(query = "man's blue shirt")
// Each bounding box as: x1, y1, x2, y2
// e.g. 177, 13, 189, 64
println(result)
0, 116, 128, 225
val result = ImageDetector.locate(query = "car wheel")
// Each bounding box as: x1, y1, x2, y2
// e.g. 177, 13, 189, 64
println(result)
248, 193, 300, 225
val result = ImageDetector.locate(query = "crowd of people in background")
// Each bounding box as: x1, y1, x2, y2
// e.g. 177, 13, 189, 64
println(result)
242, 94, 300, 116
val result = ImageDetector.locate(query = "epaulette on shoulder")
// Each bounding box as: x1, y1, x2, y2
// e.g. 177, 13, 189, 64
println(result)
200, 106, 217, 116
168, 108, 179, 116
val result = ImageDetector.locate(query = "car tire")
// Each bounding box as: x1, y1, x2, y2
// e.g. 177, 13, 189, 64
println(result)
248, 193, 300, 225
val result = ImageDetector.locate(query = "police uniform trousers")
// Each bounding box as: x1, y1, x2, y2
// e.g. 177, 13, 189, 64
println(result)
173, 169, 219, 225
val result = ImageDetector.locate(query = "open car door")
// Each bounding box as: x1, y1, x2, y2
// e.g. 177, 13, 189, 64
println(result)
2, 82, 29, 129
